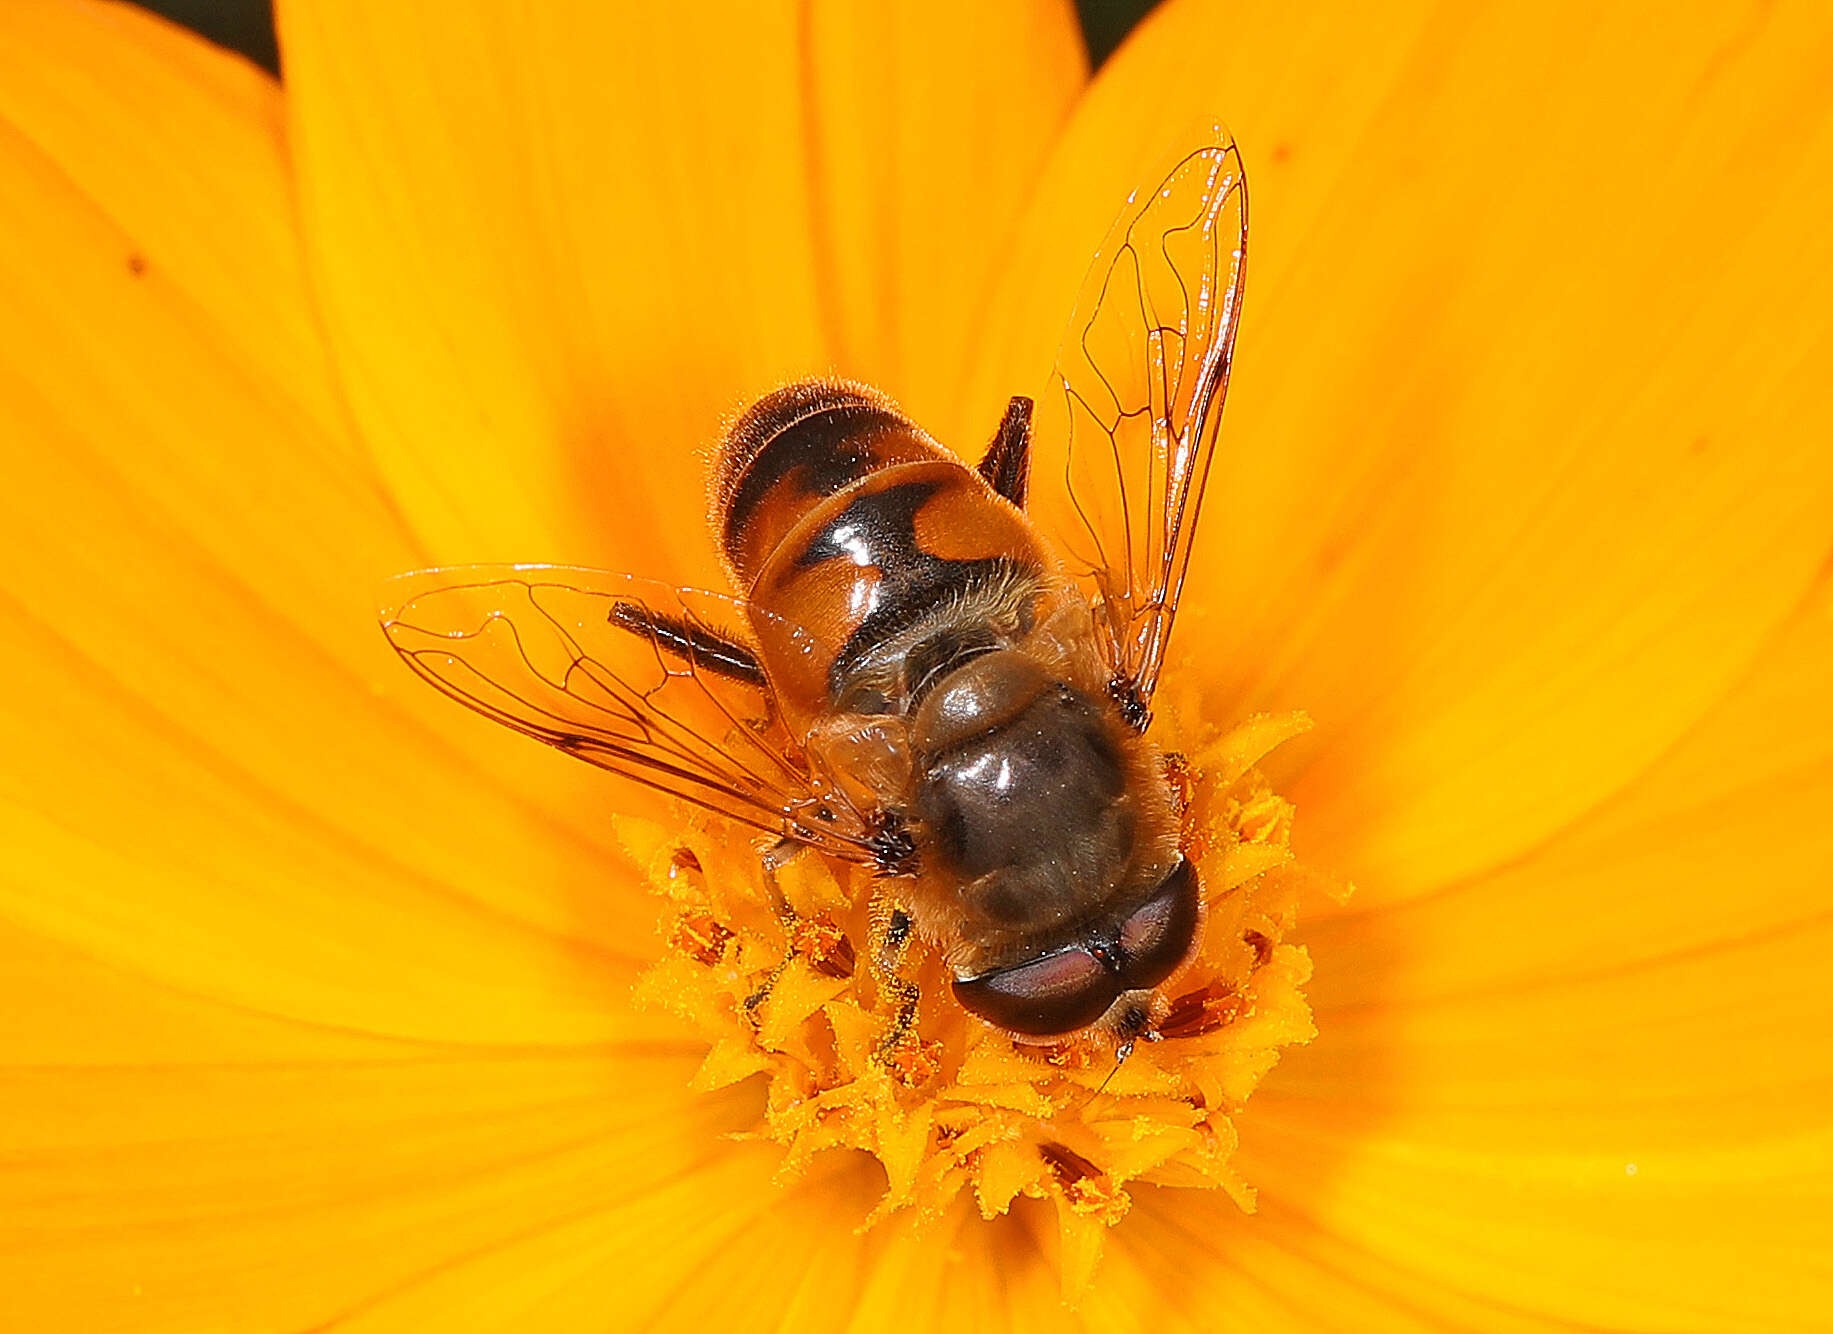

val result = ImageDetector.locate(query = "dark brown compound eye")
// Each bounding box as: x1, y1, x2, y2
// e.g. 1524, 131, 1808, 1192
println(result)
1117, 857, 1201, 991
952, 945, 1125, 1036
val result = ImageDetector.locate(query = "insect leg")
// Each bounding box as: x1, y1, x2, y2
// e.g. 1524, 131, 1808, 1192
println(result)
976, 395, 1033, 509
741, 838, 807, 1022
867, 896, 923, 1068
608, 599, 767, 688
742, 839, 855, 1026
1107, 673, 1151, 732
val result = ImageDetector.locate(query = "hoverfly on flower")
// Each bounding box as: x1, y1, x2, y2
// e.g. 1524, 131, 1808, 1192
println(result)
382, 127, 1247, 1060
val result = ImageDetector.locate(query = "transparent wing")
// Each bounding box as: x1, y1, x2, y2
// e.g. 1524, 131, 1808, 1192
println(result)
1040, 125, 1247, 716
380, 565, 877, 860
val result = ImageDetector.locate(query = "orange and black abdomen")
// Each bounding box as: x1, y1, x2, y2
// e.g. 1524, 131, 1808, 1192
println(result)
713, 380, 1051, 726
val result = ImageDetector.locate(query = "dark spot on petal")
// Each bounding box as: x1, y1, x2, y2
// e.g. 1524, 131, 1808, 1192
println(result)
1157, 981, 1244, 1039
1038, 1140, 1102, 1184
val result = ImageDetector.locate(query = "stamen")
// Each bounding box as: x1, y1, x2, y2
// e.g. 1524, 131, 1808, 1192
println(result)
623, 709, 1333, 1303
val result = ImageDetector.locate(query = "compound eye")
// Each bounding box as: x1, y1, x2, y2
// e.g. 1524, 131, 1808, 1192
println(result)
952, 946, 1124, 1036
1118, 856, 1201, 990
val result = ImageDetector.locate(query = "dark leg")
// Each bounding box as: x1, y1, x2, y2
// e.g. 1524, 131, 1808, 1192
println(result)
609, 600, 766, 687
868, 898, 923, 1068
740, 840, 857, 1024
977, 396, 1033, 509
740, 841, 802, 1021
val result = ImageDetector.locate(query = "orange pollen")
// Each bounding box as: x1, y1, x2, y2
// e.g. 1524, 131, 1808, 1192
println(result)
792, 914, 855, 978
881, 1029, 943, 1088
668, 909, 733, 966
622, 708, 1343, 1305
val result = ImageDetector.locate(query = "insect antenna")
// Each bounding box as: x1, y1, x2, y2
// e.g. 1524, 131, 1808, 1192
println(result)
1076, 1002, 1155, 1110
1090, 1037, 1136, 1101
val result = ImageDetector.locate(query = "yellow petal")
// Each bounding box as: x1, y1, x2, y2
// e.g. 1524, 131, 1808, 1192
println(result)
1198, 557, 1833, 1325
260, 1154, 917, 1331
840, 1201, 1068, 1334
0, 0, 644, 1046
976, 0, 1833, 908
0, 0, 342, 449
0, 17, 771, 1325
279, 0, 1085, 581
972, 0, 1833, 1324
0, 937, 746, 1330
1304, 570, 1833, 1019
801, 1, 1085, 439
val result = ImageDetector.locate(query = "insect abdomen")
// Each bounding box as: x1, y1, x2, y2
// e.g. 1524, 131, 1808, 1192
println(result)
715, 381, 944, 584
713, 380, 1052, 724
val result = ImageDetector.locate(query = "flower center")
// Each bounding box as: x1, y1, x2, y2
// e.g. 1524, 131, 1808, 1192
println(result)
624, 710, 1332, 1300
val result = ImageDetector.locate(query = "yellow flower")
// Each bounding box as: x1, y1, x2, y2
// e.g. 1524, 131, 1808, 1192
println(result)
4, 0, 1832, 1328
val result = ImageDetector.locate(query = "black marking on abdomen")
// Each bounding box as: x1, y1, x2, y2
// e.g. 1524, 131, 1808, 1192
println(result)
721, 387, 907, 564
793, 477, 1037, 694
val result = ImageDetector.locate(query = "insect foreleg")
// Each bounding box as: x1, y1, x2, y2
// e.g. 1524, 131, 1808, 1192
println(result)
742, 839, 855, 1026
740, 839, 808, 1021
867, 897, 923, 1069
